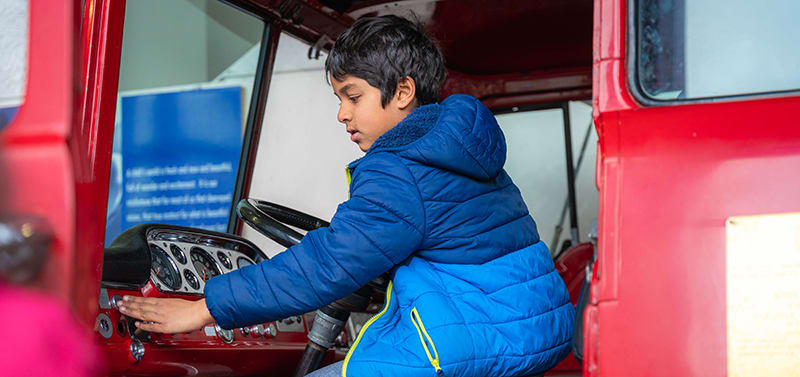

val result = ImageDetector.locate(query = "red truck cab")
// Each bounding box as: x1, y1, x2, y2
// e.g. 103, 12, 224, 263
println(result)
1, 0, 798, 376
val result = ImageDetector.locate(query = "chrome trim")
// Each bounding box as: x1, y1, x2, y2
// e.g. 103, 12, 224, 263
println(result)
130, 338, 145, 361
96, 313, 113, 339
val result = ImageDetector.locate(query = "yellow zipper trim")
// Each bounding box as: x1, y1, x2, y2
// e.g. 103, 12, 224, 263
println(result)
410, 307, 444, 375
345, 166, 352, 199
342, 281, 393, 377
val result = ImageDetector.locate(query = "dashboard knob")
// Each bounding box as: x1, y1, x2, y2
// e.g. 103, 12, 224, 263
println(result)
265, 323, 277, 337
215, 324, 234, 344
129, 338, 145, 362
110, 294, 123, 310
250, 324, 266, 337
96, 313, 113, 339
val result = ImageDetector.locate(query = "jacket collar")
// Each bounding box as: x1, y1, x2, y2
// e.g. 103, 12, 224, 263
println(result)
348, 103, 442, 170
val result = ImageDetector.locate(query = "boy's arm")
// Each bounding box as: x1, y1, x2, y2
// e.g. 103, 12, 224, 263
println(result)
205, 154, 425, 329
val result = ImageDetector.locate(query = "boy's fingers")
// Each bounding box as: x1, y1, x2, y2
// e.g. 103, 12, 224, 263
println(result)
135, 321, 165, 333
124, 295, 159, 306
120, 305, 161, 322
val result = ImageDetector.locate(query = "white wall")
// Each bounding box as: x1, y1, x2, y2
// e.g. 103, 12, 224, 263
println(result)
498, 102, 597, 253
0, 0, 27, 107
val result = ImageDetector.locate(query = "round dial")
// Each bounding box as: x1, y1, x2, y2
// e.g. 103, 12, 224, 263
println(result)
183, 269, 200, 290
217, 251, 233, 270
150, 244, 182, 290
190, 247, 221, 282
237, 256, 255, 269
170, 244, 187, 264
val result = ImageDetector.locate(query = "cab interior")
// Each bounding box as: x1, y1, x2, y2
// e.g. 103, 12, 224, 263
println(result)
22, 0, 597, 376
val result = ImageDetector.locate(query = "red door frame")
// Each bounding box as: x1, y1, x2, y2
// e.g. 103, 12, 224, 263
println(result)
0, 1, 80, 308
589, 1, 800, 376
72, 0, 127, 326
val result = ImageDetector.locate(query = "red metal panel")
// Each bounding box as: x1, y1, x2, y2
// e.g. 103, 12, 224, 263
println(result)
72, 0, 126, 327
98, 286, 330, 376
0, 0, 78, 301
592, 1, 800, 376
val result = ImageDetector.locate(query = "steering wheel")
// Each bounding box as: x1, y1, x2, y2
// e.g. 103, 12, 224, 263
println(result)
235, 199, 378, 377
236, 199, 330, 248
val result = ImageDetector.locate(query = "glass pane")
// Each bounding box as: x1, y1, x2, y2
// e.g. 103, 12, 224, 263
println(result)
105, 0, 264, 246
637, 0, 800, 100
245, 32, 361, 257
0, 0, 28, 131
497, 101, 597, 255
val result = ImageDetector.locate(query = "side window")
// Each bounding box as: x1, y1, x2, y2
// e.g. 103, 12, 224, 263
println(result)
635, 0, 800, 102
496, 101, 597, 255
104, 0, 264, 245
0, 0, 27, 131
245, 32, 362, 257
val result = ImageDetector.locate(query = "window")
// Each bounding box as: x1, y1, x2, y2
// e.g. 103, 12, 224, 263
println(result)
496, 101, 597, 256
105, 0, 265, 246
245, 32, 361, 257
635, 0, 800, 102
0, 0, 27, 131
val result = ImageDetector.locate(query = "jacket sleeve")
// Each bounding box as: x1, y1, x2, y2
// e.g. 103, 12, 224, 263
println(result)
205, 153, 425, 329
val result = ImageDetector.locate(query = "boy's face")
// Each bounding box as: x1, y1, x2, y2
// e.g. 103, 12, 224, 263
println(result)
331, 75, 414, 152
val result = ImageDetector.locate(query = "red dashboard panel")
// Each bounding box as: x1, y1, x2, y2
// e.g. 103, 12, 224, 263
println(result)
97, 285, 338, 376
96, 224, 342, 376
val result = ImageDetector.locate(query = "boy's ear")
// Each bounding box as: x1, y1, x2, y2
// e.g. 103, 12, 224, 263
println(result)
394, 76, 417, 110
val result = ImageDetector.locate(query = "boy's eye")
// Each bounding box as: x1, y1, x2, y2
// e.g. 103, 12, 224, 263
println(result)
348, 96, 359, 103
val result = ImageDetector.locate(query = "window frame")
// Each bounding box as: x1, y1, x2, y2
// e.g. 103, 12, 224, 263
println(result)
102, 0, 275, 242
626, 0, 800, 107
494, 101, 587, 257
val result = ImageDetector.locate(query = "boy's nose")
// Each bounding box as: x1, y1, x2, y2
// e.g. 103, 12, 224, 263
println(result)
337, 106, 351, 124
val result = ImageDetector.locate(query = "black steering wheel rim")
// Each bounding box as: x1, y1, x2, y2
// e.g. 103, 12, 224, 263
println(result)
236, 199, 330, 248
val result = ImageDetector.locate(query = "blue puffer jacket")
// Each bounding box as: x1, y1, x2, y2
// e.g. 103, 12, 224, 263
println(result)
206, 94, 574, 377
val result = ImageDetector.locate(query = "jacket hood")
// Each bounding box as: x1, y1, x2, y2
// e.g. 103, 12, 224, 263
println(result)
364, 94, 507, 181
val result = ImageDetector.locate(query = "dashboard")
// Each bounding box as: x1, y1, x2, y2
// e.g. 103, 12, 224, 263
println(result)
101, 224, 266, 293
97, 223, 331, 376
147, 232, 258, 294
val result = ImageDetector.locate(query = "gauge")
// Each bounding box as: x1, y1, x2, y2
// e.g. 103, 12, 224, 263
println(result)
217, 251, 233, 270
170, 244, 187, 264
184, 269, 200, 290
237, 256, 255, 269
150, 244, 182, 291
190, 247, 221, 282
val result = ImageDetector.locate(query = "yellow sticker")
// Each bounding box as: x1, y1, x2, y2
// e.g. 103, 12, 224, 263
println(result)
726, 213, 800, 377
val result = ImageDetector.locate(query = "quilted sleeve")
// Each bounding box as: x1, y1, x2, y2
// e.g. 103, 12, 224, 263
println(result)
204, 153, 425, 329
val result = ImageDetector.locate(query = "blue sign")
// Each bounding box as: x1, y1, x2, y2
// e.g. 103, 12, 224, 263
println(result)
105, 87, 243, 245
0, 106, 19, 132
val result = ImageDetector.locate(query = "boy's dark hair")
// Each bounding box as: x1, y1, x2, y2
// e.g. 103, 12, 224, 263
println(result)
325, 15, 446, 107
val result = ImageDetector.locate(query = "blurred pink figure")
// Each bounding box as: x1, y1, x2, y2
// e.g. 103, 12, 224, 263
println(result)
0, 283, 102, 377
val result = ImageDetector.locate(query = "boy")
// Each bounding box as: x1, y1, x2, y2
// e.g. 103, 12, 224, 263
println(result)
121, 15, 574, 377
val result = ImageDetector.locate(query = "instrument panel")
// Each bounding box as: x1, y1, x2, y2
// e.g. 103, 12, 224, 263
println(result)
98, 224, 324, 376
148, 241, 256, 294
144, 226, 263, 294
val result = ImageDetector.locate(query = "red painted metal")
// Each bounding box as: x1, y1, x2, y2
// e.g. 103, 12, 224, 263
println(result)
545, 242, 595, 377
72, 0, 126, 327
442, 68, 592, 110
555, 242, 594, 305
0, 0, 78, 303
590, 1, 800, 376
241, 0, 594, 105
238, 0, 350, 50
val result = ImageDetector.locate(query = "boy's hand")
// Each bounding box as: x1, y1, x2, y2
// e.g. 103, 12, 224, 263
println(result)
119, 296, 214, 334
